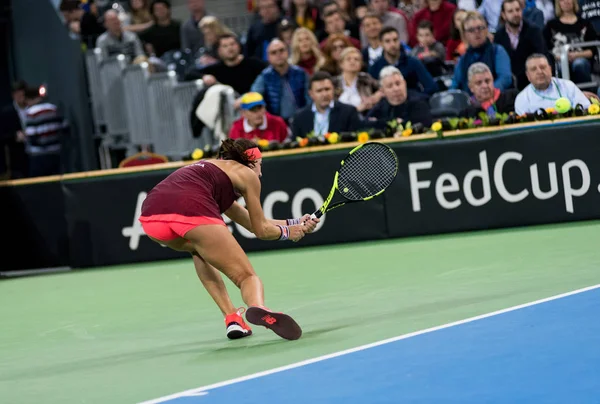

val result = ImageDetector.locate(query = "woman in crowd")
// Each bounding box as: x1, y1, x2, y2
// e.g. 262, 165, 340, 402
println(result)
446, 9, 468, 61
543, 0, 598, 84
334, 47, 382, 115
124, 0, 154, 33
319, 33, 355, 75
290, 27, 326, 75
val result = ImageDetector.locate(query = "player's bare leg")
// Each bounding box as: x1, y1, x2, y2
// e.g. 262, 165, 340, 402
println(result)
184, 225, 302, 340
192, 254, 252, 339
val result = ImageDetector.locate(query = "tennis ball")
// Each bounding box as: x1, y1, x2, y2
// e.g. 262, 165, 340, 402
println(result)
555, 97, 571, 114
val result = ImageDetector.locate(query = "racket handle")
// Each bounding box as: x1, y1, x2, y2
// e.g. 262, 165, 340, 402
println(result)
311, 211, 324, 219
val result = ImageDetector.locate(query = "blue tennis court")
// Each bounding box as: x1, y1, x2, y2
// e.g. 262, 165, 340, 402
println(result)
144, 285, 600, 404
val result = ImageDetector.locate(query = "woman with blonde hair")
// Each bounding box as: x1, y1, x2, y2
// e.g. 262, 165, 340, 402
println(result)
319, 33, 355, 76
197, 16, 234, 65
124, 0, 154, 33
290, 27, 326, 75
334, 47, 382, 114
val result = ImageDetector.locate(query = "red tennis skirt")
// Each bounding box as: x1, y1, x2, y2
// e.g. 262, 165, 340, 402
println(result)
139, 213, 225, 242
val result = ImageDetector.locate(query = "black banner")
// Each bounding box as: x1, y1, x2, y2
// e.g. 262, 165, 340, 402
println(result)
4, 120, 600, 271
385, 121, 600, 237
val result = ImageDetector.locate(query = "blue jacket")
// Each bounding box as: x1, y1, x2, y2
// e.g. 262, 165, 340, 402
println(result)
451, 42, 513, 94
251, 65, 310, 118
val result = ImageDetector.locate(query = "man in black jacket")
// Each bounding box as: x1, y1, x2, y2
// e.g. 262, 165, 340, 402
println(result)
292, 71, 362, 138
0, 81, 28, 179
494, 0, 547, 90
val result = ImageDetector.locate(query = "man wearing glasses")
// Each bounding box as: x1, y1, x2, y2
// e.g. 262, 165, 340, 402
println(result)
450, 11, 513, 94
251, 39, 311, 123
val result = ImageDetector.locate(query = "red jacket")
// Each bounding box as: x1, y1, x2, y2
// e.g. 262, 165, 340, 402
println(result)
409, 1, 456, 47
229, 112, 289, 143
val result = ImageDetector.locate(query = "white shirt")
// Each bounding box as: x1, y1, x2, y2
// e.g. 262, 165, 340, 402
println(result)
338, 77, 362, 108
243, 116, 267, 132
312, 101, 334, 136
367, 46, 383, 66
514, 78, 591, 115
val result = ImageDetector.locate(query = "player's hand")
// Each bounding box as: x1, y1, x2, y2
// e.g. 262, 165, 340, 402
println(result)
288, 224, 306, 242
300, 214, 319, 233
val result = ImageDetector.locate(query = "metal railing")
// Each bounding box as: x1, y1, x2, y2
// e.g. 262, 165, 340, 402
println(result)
558, 41, 600, 85
85, 48, 240, 167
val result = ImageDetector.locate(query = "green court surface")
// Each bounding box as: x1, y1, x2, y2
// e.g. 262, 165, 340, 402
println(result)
1, 221, 599, 404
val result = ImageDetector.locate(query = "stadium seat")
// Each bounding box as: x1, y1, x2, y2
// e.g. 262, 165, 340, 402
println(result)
118, 151, 168, 168
429, 90, 472, 119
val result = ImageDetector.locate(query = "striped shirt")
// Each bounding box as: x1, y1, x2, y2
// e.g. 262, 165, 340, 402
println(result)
25, 103, 68, 155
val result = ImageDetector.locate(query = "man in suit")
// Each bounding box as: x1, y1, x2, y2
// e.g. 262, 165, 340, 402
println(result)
292, 71, 362, 138
494, 0, 547, 90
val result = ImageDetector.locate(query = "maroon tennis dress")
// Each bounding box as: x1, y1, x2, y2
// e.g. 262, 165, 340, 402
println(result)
139, 161, 237, 241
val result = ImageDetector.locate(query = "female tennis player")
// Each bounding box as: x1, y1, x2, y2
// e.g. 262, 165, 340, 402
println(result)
138, 138, 318, 341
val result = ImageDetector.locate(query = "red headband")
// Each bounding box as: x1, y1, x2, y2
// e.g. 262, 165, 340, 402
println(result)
245, 147, 262, 161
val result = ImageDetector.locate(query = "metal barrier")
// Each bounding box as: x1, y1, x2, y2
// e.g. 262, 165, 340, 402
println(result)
122, 63, 153, 147
171, 80, 206, 157
99, 55, 129, 138
558, 41, 600, 89
146, 71, 181, 156
84, 48, 105, 134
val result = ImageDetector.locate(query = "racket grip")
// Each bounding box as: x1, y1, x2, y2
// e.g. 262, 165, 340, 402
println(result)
311, 211, 324, 219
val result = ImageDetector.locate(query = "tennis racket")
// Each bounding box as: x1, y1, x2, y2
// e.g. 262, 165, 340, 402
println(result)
311, 142, 399, 219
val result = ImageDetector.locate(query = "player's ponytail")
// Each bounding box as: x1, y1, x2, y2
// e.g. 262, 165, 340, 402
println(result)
218, 138, 261, 167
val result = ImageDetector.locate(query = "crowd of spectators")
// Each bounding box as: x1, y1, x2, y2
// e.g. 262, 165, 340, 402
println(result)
57, 0, 600, 147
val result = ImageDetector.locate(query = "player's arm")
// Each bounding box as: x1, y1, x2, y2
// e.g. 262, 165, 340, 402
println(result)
237, 169, 303, 241
224, 202, 301, 231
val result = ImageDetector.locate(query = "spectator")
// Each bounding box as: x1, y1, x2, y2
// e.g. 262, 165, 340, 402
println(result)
288, 0, 323, 34
544, 0, 598, 84
229, 92, 289, 143
79, 0, 106, 49
320, 0, 361, 38
467, 62, 518, 115
360, 12, 384, 67
123, 0, 154, 33
251, 39, 311, 122
246, 0, 283, 60
23, 87, 69, 178
409, 0, 457, 46
290, 28, 326, 75
319, 34, 355, 75
369, 27, 438, 95
60, 0, 84, 39
366, 66, 433, 129
196, 16, 232, 66
450, 11, 513, 93
334, 47, 382, 114
0, 81, 28, 179
278, 19, 296, 50
446, 8, 468, 61
96, 10, 145, 61
138, 0, 181, 58
514, 53, 590, 114
494, 0, 547, 90
363, 0, 409, 45
411, 20, 447, 77
320, 8, 362, 48
180, 0, 210, 56
187, 33, 268, 103
521, 0, 545, 29
477, 0, 503, 34
292, 71, 362, 138
537, 0, 555, 24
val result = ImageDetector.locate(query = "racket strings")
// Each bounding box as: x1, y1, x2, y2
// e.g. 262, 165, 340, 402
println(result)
337, 143, 398, 200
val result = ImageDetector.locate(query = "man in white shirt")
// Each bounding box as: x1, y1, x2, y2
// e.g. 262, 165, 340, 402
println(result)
514, 53, 590, 114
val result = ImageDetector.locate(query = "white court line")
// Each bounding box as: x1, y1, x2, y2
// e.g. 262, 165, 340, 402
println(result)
138, 283, 600, 404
